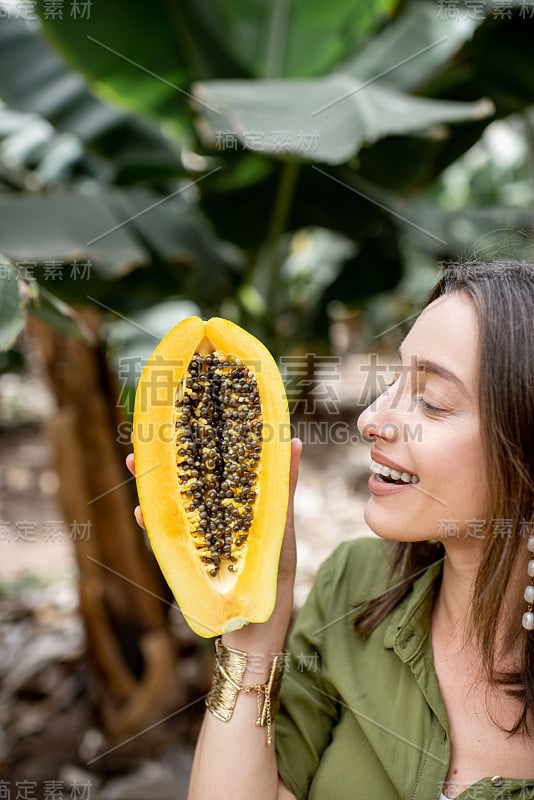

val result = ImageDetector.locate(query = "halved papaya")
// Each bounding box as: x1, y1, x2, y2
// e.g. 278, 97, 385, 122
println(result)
133, 317, 291, 638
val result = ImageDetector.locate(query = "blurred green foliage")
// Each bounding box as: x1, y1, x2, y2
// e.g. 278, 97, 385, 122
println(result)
0, 0, 532, 367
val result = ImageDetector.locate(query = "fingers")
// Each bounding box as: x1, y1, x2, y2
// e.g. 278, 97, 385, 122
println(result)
126, 452, 135, 477
134, 504, 146, 530
125, 452, 145, 529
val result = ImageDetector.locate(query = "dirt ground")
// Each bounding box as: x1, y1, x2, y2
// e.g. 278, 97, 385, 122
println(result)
0, 367, 376, 798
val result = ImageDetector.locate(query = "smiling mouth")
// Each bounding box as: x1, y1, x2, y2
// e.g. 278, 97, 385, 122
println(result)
370, 459, 419, 485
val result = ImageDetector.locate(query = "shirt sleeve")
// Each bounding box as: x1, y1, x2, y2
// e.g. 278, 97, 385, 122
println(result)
275, 551, 342, 800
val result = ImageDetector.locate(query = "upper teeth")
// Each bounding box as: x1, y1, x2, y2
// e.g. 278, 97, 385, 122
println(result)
370, 459, 419, 484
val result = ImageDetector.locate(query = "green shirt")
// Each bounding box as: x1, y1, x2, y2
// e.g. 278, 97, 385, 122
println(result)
275, 538, 534, 800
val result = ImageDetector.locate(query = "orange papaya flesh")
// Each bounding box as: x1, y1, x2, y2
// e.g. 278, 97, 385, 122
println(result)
133, 316, 291, 638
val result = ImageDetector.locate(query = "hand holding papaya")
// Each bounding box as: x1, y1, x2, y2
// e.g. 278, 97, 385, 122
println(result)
126, 315, 299, 643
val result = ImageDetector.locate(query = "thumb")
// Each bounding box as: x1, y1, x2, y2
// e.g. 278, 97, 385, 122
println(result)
278, 438, 302, 582
286, 437, 302, 533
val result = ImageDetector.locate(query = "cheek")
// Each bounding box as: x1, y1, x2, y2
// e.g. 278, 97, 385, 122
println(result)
416, 419, 489, 520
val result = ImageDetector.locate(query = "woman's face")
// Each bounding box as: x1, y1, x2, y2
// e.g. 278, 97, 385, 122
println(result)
357, 292, 490, 543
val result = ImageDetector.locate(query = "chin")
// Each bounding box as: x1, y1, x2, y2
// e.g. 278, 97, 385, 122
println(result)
363, 505, 428, 543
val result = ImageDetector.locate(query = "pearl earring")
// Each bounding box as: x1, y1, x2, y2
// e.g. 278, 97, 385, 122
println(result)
522, 534, 534, 631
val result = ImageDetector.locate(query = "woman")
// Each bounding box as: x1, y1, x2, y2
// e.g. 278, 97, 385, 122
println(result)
128, 261, 534, 799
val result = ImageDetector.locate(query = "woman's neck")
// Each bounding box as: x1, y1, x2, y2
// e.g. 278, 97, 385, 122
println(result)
433, 538, 523, 669
435, 540, 481, 630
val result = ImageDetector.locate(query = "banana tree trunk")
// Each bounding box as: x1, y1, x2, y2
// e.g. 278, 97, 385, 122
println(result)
28, 313, 182, 742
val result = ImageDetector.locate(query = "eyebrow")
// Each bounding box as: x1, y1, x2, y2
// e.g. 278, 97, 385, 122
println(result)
397, 347, 470, 397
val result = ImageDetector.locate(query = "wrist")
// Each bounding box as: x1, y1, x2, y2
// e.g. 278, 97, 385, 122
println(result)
206, 637, 288, 745
220, 580, 293, 670
222, 596, 292, 658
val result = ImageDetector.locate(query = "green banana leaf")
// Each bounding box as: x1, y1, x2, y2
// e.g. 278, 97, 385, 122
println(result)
0, 15, 182, 182
0, 186, 243, 300
0, 256, 28, 350
0, 254, 92, 350
35, 0, 397, 116
341, 0, 482, 90
192, 77, 494, 165
396, 198, 534, 258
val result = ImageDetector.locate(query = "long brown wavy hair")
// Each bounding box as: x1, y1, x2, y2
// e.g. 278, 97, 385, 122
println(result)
354, 261, 534, 735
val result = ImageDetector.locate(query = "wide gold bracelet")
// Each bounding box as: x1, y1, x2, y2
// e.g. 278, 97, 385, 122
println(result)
205, 639, 248, 723
205, 638, 288, 745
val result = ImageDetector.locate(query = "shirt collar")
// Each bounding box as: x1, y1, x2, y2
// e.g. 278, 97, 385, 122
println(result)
383, 555, 445, 657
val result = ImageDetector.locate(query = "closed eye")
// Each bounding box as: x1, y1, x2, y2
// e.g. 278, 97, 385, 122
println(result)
417, 397, 446, 414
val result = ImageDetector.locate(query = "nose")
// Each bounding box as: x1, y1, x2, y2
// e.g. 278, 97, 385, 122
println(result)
357, 386, 401, 443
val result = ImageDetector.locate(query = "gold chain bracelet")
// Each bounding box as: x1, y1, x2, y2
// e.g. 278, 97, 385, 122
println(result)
205, 638, 288, 745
